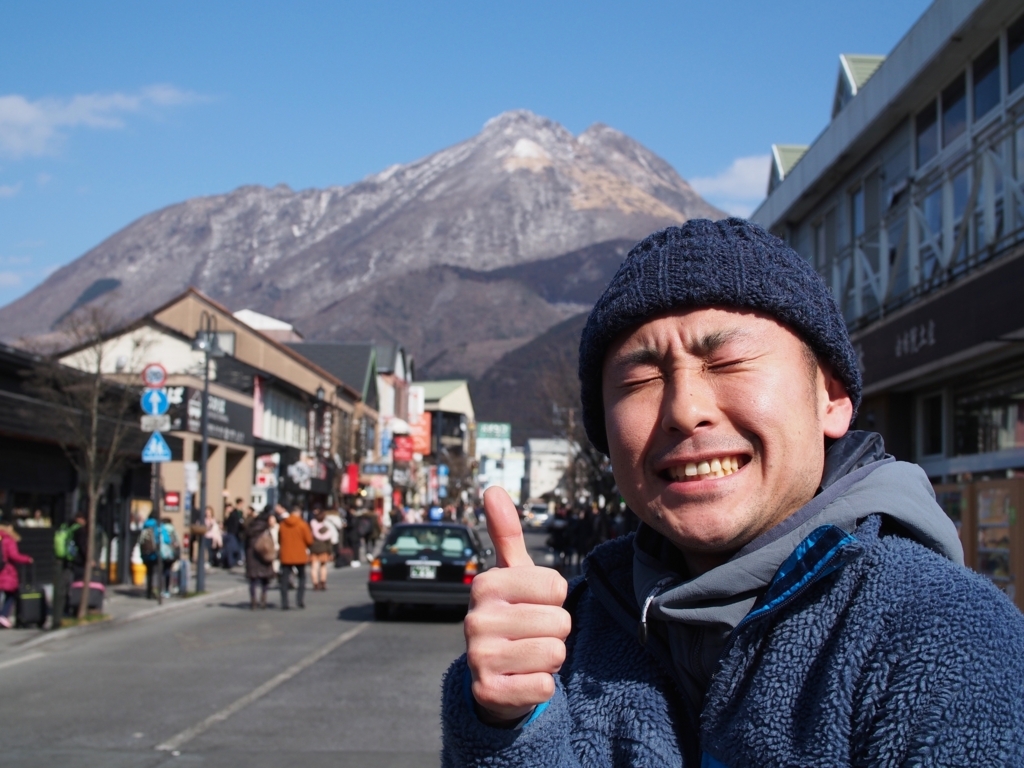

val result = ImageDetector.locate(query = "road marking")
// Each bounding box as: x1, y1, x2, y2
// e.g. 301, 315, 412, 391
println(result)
0, 651, 45, 671
155, 621, 371, 752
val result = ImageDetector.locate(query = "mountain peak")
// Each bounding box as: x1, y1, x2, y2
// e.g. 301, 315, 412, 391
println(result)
481, 109, 555, 133
0, 110, 724, 347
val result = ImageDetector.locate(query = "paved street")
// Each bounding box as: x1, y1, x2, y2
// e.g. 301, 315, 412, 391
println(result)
0, 527, 553, 767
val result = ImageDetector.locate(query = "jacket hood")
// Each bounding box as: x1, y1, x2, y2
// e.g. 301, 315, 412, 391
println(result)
629, 430, 963, 703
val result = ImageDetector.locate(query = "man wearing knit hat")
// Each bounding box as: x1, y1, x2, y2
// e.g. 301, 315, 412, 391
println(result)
442, 219, 1024, 767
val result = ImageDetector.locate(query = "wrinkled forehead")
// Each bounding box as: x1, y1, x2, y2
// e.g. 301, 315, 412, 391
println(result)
602, 306, 796, 363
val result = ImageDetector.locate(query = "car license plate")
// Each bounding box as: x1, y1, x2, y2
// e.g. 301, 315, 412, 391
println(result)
409, 564, 437, 580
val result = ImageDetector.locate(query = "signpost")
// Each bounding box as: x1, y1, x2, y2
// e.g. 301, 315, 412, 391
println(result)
142, 432, 173, 463
140, 415, 171, 432
141, 363, 168, 389
141, 364, 171, 605
140, 388, 169, 415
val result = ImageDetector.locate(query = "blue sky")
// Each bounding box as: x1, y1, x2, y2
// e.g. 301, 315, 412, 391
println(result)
0, 1, 931, 308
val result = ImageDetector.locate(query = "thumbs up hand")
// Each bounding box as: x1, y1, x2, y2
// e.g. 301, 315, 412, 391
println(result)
465, 487, 571, 725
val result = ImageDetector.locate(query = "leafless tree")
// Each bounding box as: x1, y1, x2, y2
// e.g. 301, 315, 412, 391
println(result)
537, 352, 616, 508
25, 305, 146, 620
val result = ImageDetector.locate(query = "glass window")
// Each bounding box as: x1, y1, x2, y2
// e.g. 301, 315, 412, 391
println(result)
942, 74, 967, 147
973, 42, 1000, 120
916, 100, 938, 167
1010, 14, 1024, 94
954, 371, 1024, 455
922, 394, 944, 456
976, 487, 1012, 591
385, 525, 471, 555
814, 221, 826, 271
851, 186, 865, 240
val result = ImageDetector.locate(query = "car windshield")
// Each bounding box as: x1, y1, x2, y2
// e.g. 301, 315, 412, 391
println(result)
385, 526, 471, 556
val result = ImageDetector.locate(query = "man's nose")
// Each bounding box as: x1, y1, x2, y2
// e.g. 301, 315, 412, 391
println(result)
660, 366, 718, 436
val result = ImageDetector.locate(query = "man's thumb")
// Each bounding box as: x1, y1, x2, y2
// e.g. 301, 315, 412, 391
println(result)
483, 487, 533, 568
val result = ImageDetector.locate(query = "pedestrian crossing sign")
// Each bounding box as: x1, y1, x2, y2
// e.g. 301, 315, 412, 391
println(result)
142, 432, 173, 463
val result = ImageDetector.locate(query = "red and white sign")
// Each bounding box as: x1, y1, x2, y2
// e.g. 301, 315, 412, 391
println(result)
393, 435, 414, 463
164, 490, 181, 510
141, 363, 168, 389
409, 411, 432, 456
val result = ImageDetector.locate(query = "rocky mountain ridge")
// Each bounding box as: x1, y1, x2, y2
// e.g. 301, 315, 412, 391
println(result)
1, 110, 724, 430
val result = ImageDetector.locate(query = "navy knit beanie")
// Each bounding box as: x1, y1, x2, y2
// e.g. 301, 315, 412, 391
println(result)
578, 218, 862, 455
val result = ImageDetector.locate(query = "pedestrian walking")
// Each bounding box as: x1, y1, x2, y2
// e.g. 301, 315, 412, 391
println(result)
244, 510, 275, 609
0, 525, 34, 628
268, 511, 281, 574
278, 505, 313, 609
139, 515, 178, 599
221, 499, 244, 569
204, 506, 223, 566
309, 508, 335, 591
52, 510, 86, 624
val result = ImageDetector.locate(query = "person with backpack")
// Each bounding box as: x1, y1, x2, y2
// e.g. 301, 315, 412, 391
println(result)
52, 511, 87, 625
244, 510, 275, 609
139, 514, 179, 599
0, 525, 33, 628
221, 498, 245, 569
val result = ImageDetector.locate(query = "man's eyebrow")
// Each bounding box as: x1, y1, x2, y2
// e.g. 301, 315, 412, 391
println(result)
612, 346, 662, 368
690, 328, 749, 357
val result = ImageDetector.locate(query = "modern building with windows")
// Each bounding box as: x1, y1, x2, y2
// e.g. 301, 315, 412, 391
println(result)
61, 289, 361, 532
752, 0, 1024, 607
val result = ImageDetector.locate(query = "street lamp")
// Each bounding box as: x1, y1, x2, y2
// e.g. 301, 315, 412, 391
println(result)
191, 311, 224, 593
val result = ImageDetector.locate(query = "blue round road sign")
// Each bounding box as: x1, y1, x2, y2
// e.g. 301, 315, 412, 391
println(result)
140, 388, 170, 416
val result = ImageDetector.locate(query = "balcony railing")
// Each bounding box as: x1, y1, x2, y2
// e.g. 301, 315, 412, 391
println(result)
832, 103, 1024, 330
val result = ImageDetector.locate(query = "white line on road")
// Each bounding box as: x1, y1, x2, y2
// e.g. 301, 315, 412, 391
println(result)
0, 651, 46, 671
155, 621, 371, 752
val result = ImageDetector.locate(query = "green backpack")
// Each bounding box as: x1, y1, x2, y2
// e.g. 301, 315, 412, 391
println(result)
54, 522, 81, 561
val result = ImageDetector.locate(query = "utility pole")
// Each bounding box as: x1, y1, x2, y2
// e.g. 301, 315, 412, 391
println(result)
566, 407, 575, 504
153, 463, 163, 605
192, 311, 223, 594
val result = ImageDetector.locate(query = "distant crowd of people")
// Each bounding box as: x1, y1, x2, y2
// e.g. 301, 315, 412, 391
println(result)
202, 498, 391, 610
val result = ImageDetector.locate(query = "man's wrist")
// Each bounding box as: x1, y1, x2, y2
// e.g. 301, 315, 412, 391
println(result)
473, 700, 537, 729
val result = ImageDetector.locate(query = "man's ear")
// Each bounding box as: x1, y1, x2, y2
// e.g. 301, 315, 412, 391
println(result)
820, 365, 854, 439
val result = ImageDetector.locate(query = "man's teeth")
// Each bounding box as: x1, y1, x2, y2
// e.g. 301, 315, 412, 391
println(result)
668, 456, 742, 481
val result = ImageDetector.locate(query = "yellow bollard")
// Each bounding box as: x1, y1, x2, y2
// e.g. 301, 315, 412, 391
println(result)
132, 563, 147, 586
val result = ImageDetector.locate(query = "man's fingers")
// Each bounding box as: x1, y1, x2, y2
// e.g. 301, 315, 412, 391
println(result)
484, 486, 533, 568
469, 566, 567, 608
471, 672, 557, 718
465, 603, 571, 642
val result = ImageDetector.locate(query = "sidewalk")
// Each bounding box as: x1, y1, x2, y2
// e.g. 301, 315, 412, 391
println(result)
0, 565, 249, 655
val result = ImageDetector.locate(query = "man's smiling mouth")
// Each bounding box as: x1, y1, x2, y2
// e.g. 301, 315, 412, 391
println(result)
660, 455, 747, 482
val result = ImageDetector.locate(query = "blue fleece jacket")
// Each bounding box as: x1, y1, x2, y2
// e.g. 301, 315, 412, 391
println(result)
442, 515, 1024, 766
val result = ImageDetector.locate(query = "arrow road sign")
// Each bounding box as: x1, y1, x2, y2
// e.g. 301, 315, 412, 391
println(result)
142, 432, 173, 463
140, 388, 169, 416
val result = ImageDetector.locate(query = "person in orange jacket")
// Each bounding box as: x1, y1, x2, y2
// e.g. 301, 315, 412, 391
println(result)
277, 506, 313, 609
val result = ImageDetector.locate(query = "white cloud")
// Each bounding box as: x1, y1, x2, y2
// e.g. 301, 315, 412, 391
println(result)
0, 271, 21, 287
0, 182, 20, 198
691, 154, 772, 217
0, 85, 205, 158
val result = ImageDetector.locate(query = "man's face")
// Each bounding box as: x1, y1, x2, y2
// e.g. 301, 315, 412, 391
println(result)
602, 307, 852, 567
